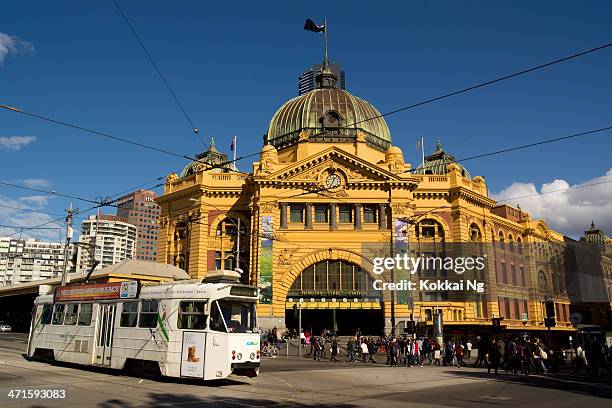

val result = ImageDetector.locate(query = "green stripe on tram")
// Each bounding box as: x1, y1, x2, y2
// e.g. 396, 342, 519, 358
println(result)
157, 313, 169, 341
33, 310, 44, 333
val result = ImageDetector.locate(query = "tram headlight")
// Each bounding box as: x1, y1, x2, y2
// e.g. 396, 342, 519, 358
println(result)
250, 352, 255, 360
231, 350, 236, 360
256, 350, 260, 359
237, 352, 243, 361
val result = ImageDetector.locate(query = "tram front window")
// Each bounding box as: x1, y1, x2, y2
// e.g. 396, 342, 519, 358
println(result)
211, 299, 256, 333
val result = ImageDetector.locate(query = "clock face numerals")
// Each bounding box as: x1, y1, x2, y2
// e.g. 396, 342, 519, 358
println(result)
325, 174, 342, 189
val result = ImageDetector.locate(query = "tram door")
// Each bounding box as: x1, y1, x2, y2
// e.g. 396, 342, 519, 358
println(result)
95, 304, 116, 365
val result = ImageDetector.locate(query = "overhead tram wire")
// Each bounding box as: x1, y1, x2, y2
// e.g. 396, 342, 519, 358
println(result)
3, 41, 612, 177
0, 181, 120, 208
309, 40, 612, 135
0, 203, 67, 218
403, 124, 612, 174
0, 104, 245, 174
0, 176, 176, 239
112, 0, 205, 146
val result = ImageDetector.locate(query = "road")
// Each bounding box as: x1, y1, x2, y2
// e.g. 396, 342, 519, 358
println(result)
1, 332, 611, 407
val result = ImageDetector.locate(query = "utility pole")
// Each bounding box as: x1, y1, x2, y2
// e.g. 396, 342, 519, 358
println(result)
61, 203, 76, 286
236, 217, 241, 273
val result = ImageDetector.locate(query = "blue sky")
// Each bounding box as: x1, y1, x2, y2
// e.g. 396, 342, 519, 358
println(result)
1, 0, 611, 240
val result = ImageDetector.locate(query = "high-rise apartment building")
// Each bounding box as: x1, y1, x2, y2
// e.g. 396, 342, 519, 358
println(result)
116, 189, 160, 261
0, 238, 71, 285
76, 215, 137, 272
298, 62, 345, 95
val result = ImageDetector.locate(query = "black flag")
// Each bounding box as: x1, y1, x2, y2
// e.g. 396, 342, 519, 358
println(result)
304, 18, 325, 33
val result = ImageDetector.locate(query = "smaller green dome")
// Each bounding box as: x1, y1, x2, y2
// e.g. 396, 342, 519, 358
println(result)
414, 140, 471, 179
181, 137, 232, 177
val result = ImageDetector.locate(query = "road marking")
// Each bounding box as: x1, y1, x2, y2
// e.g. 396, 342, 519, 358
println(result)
270, 376, 296, 389
481, 395, 513, 401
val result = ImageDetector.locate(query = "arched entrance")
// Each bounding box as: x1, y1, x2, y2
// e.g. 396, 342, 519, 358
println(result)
285, 259, 384, 336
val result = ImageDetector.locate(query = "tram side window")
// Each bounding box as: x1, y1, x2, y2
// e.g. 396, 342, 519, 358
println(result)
78, 304, 93, 326
120, 302, 138, 327
178, 301, 207, 330
41, 305, 53, 325
51, 304, 65, 325
138, 301, 158, 328
210, 301, 227, 333
64, 304, 79, 325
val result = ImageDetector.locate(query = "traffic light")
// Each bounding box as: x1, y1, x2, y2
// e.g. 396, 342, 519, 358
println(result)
492, 317, 504, 332
405, 320, 416, 334
544, 317, 556, 328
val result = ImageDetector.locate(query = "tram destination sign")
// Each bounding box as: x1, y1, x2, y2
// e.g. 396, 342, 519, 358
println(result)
54, 281, 140, 302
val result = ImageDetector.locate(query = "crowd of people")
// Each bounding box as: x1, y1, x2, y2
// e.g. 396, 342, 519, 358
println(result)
291, 328, 612, 378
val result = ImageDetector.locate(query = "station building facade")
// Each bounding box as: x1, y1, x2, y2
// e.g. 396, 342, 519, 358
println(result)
156, 62, 580, 336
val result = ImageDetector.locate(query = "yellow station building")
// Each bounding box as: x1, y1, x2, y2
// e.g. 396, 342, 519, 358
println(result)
156, 60, 586, 336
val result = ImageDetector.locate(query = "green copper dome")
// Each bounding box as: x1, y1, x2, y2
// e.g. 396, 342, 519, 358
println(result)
414, 141, 471, 179
180, 137, 232, 177
265, 65, 391, 151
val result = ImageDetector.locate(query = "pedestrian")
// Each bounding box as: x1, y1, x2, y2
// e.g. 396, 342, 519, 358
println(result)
320, 333, 327, 359
475, 336, 488, 368
313, 336, 322, 361
455, 342, 464, 367
414, 339, 422, 367
389, 337, 398, 367
346, 338, 356, 363
367, 337, 377, 363
361, 338, 369, 363
466, 339, 472, 359
574, 343, 588, 376
330, 337, 339, 362
488, 339, 501, 375
433, 342, 441, 366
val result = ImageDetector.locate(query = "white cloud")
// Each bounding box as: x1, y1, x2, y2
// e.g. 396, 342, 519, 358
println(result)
0, 136, 37, 151
0, 194, 63, 242
19, 195, 53, 207
492, 169, 612, 238
0, 32, 34, 65
20, 178, 51, 188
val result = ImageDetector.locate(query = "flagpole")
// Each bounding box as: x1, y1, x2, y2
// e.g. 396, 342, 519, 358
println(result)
232, 135, 237, 171
323, 16, 328, 64
421, 136, 425, 168
233, 136, 237, 170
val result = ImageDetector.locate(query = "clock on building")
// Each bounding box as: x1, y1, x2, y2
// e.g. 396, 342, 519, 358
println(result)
325, 173, 342, 189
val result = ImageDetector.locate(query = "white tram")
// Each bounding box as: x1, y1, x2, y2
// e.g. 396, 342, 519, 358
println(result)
26, 271, 261, 380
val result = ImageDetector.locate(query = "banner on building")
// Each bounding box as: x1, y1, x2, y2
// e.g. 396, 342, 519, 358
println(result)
394, 218, 410, 304
259, 215, 273, 304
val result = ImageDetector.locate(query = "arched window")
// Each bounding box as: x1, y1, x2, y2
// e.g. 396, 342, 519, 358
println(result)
213, 216, 249, 283
470, 224, 482, 242
173, 221, 190, 272
508, 234, 514, 252
321, 110, 341, 128
288, 260, 380, 298
416, 219, 445, 239
538, 270, 547, 290
498, 231, 505, 249
517, 236, 523, 254
216, 217, 247, 237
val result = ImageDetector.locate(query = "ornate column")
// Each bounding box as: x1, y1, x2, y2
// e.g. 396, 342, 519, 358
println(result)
379, 203, 387, 230
355, 204, 362, 230
280, 203, 288, 229
330, 204, 337, 229
305, 203, 313, 229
